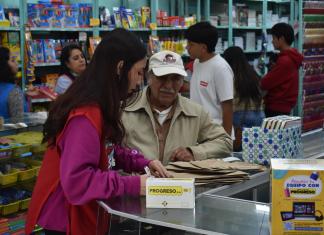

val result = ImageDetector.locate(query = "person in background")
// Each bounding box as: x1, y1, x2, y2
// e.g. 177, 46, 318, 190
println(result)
122, 50, 232, 165
185, 22, 234, 137
0, 46, 26, 121
260, 23, 303, 117
54, 44, 87, 95
25, 29, 171, 235
223, 46, 265, 151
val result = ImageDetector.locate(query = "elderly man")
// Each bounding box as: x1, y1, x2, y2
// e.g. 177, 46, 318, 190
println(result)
122, 50, 232, 165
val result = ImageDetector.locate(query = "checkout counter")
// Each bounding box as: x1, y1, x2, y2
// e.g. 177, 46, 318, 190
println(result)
98, 128, 324, 235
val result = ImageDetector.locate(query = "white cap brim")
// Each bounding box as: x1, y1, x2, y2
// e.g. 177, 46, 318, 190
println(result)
152, 67, 187, 77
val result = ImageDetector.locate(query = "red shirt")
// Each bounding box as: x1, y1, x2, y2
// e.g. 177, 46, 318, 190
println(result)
261, 48, 303, 113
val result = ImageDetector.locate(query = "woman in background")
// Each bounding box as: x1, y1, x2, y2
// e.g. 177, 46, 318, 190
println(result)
0, 46, 25, 121
223, 46, 265, 151
55, 44, 87, 94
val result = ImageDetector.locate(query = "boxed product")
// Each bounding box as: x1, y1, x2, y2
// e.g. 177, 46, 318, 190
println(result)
146, 178, 195, 209
271, 159, 324, 234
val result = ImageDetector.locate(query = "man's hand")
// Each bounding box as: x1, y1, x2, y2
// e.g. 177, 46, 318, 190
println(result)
170, 147, 194, 162
148, 160, 172, 178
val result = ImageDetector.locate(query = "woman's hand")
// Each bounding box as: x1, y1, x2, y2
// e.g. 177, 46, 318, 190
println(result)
148, 160, 172, 178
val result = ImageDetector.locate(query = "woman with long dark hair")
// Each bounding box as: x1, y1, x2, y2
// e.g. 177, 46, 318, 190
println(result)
54, 44, 87, 94
25, 29, 171, 235
223, 46, 265, 151
0, 46, 25, 121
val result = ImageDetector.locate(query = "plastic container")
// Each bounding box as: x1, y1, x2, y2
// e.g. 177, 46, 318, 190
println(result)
17, 168, 36, 181
19, 198, 31, 210
1, 201, 20, 215
0, 169, 19, 185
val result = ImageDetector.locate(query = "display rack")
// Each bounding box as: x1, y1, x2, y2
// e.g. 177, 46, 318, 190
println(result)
302, 0, 324, 131
0, 0, 304, 113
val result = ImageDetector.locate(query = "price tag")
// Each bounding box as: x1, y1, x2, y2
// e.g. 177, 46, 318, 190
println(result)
150, 23, 157, 30
90, 18, 100, 27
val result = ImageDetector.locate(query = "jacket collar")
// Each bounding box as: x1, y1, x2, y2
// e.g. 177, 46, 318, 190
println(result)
125, 87, 199, 117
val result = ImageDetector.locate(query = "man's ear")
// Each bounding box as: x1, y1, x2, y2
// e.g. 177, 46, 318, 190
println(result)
117, 61, 124, 75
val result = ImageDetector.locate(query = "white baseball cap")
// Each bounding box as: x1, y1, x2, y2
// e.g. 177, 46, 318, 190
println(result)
148, 50, 187, 77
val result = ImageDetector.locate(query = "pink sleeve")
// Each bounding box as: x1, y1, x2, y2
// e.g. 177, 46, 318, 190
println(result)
58, 116, 140, 205
113, 145, 151, 173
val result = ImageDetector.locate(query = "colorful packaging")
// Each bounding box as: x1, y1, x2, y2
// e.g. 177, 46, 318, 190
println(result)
99, 7, 112, 27
64, 4, 79, 28
271, 159, 324, 235
78, 3, 92, 28
39, 4, 54, 28
125, 8, 137, 29
27, 4, 42, 27
52, 5, 65, 28
52, 40, 62, 61
43, 39, 57, 63
4, 8, 20, 27
112, 7, 122, 28
32, 40, 45, 63
120, 7, 130, 29
0, 5, 5, 21
146, 178, 195, 209
141, 6, 150, 28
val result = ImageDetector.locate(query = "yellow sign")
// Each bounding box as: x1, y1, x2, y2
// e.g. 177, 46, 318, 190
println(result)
90, 18, 100, 27
148, 186, 183, 196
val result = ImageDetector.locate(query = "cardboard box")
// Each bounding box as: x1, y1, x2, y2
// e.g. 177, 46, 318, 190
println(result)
271, 159, 324, 235
146, 178, 195, 209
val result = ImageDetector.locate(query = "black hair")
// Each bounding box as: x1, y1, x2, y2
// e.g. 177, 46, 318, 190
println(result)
0, 46, 16, 83
223, 46, 262, 110
184, 22, 218, 53
43, 28, 147, 146
60, 44, 87, 80
271, 23, 295, 45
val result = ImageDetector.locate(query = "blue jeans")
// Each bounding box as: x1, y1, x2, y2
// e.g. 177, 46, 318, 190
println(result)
233, 111, 265, 128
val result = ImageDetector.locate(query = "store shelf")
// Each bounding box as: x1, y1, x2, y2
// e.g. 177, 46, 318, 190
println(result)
155, 27, 188, 31
216, 25, 228, 29
99, 27, 151, 32
244, 50, 261, 53
233, 26, 262, 30
0, 27, 20, 31
35, 62, 60, 67
30, 98, 52, 103
30, 27, 93, 32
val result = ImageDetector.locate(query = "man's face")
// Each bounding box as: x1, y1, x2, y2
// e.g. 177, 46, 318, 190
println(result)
149, 73, 184, 110
186, 41, 204, 59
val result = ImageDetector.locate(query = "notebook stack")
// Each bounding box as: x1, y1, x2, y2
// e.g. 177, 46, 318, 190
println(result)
261, 115, 301, 130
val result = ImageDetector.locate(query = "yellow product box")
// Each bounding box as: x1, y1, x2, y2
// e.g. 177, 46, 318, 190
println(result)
146, 178, 195, 209
271, 159, 324, 235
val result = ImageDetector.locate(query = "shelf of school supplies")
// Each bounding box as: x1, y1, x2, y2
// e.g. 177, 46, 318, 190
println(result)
0, 27, 20, 31
29, 27, 94, 32
233, 26, 263, 30
30, 98, 52, 104
244, 50, 262, 53
249, 0, 290, 2
304, 55, 324, 60
155, 26, 188, 31
35, 62, 60, 67
99, 27, 151, 32
215, 25, 228, 29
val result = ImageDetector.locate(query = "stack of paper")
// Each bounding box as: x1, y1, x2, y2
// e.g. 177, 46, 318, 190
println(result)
166, 159, 265, 186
